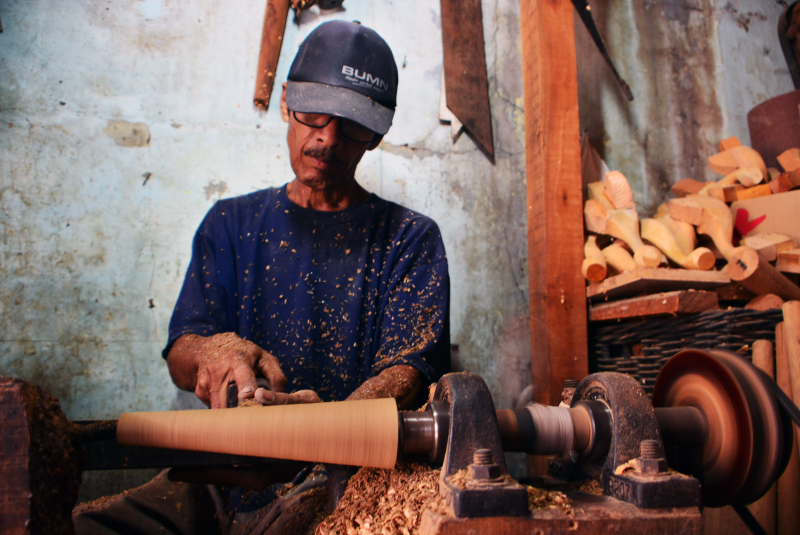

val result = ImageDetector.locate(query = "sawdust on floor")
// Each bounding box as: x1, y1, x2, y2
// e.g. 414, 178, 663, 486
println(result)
316, 462, 576, 535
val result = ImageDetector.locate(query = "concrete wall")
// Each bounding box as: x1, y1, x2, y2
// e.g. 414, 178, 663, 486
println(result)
0, 0, 527, 421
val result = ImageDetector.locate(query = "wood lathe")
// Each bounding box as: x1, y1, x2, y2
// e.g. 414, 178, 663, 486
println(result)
4, 348, 799, 534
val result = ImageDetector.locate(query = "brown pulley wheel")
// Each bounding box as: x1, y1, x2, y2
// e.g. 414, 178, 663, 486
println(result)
653, 349, 790, 507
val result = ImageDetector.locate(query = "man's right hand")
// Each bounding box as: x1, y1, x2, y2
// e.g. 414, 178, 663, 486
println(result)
166, 333, 287, 409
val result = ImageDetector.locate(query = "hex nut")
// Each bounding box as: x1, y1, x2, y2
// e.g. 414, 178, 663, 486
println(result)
635, 457, 669, 474
468, 463, 502, 480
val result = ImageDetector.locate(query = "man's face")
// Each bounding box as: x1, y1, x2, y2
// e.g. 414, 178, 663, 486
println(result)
280, 86, 382, 192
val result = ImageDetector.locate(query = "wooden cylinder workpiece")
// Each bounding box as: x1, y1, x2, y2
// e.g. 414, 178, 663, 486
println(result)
727, 247, 800, 301
118, 398, 399, 469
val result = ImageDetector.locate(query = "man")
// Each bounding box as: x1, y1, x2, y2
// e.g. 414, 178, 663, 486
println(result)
74, 20, 450, 535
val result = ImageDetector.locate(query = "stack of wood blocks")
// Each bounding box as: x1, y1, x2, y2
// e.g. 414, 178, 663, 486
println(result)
584, 137, 800, 322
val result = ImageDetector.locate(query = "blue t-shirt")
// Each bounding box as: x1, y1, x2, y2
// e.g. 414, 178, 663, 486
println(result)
164, 185, 450, 402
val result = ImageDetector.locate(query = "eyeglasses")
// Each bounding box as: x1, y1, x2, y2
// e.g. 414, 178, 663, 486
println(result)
291, 111, 377, 144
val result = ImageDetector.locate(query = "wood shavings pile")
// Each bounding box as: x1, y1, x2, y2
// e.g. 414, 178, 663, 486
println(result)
527, 486, 574, 515
316, 462, 449, 535
317, 462, 578, 535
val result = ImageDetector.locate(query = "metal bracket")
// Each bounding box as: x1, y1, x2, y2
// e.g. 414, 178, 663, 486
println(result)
434, 373, 529, 517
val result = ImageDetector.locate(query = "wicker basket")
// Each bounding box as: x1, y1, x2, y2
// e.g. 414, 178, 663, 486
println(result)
589, 308, 783, 396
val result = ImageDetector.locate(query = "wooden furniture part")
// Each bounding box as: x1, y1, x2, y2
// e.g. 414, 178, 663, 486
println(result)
736, 184, 772, 201
582, 235, 607, 282
708, 145, 767, 179
606, 209, 662, 267
588, 181, 616, 211
727, 247, 800, 301
655, 206, 697, 254
749, 340, 777, 535
253, 0, 291, 110
588, 290, 719, 322
668, 197, 704, 226
719, 136, 742, 151
671, 178, 706, 198
584, 199, 608, 234
775, 322, 800, 534
604, 170, 635, 209
707, 184, 743, 204
700, 166, 763, 195
601, 243, 637, 274
521, 0, 587, 406
118, 398, 399, 469
640, 218, 715, 270
691, 195, 738, 260
586, 267, 730, 301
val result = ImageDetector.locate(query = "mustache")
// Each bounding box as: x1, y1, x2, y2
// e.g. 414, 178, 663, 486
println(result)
304, 146, 343, 166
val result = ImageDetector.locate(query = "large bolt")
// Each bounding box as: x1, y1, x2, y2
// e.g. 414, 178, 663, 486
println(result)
468, 448, 502, 481
639, 439, 661, 459
635, 439, 668, 475
473, 449, 493, 465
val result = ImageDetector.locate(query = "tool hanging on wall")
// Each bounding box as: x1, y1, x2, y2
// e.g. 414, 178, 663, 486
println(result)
253, 0, 291, 110
571, 0, 634, 101
440, 0, 494, 160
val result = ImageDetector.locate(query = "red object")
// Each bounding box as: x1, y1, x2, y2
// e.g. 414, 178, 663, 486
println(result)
734, 208, 767, 237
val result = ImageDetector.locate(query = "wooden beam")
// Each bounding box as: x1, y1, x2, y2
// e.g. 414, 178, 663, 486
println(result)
521, 0, 587, 405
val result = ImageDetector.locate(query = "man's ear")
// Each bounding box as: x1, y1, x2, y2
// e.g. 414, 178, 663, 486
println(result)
367, 135, 384, 151
280, 84, 289, 123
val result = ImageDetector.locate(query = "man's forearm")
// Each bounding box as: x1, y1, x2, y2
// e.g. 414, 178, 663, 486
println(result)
166, 334, 203, 391
346, 365, 422, 409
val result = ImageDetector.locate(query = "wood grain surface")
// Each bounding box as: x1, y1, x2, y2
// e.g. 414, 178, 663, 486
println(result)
118, 398, 399, 469
775, 322, 800, 534
588, 290, 718, 322
521, 0, 588, 407
586, 268, 730, 301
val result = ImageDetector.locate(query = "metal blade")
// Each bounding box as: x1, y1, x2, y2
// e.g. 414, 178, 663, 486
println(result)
572, 0, 634, 101
441, 0, 494, 159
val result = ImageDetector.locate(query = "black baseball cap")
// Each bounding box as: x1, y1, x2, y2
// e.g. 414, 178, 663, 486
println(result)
286, 21, 398, 136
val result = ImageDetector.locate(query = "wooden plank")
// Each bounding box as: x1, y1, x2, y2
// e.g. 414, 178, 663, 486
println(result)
521, 0, 587, 406
750, 340, 777, 535
775, 322, 800, 534
588, 290, 718, 322
586, 268, 731, 301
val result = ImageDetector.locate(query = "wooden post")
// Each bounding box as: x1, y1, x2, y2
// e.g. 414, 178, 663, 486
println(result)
521, 0, 588, 408
775, 322, 800, 534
